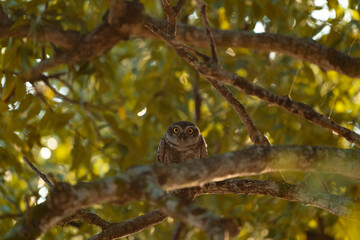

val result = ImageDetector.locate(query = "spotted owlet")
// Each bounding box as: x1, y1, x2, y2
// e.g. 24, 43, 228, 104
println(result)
157, 121, 208, 164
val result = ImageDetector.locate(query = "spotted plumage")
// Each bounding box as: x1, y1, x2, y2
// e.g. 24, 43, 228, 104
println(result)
157, 121, 208, 163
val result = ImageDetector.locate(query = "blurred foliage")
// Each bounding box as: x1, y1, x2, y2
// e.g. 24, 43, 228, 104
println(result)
1, 0, 360, 239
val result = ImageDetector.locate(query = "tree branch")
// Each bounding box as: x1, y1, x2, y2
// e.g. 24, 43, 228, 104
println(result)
161, 0, 186, 37
164, 145, 360, 187
37, 77, 114, 111
196, 0, 218, 63
93, 178, 360, 240
204, 74, 270, 145
59, 209, 110, 229
196, 179, 360, 218
88, 210, 167, 240
22, 0, 146, 82
60, 178, 360, 240
5, 145, 360, 239
137, 18, 360, 78
136, 174, 239, 239
22, 156, 54, 189
2, 2, 359, 79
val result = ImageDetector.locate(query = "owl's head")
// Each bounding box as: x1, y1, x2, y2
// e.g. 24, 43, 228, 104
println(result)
165, 121, 201, 148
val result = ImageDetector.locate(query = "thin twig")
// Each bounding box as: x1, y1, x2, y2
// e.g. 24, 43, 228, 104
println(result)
196, 0, 218, 63
89, 210, 168, 240
288, 67, 300, 99
39, 78, 114, 111
22, 156, 54, 189
178, 43, 211, 61
32, 84, 56, 113
0, 213, 23, 219
59, 209, 110, 228
145, 19, 198, 64
316, 174, 330, 194
207, 78, 270, 145
193, 72, 201, 123
46, 73, 77, 96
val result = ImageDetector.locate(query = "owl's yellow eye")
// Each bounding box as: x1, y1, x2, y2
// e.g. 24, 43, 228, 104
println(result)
187, 128, 194, 135
173, 127, 180, 134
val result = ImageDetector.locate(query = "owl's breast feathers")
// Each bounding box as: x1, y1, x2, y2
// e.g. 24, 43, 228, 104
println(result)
157, 135, 207, 164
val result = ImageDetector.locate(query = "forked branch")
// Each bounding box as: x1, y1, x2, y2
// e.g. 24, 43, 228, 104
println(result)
161, 0, 186, 37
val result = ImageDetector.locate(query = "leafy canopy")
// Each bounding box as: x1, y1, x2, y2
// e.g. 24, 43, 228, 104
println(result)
1, 0, 360, 239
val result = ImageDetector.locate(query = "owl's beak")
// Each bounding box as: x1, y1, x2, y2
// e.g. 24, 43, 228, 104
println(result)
180, 133, 185, 142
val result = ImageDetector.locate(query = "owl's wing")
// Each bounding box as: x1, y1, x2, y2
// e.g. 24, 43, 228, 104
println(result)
156, 137, 166, 162
200, 135, 208, 158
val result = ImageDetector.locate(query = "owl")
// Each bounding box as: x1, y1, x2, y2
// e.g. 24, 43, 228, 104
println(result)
157, 121, 208, 164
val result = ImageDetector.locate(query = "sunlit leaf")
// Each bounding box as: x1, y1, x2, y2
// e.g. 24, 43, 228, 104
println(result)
218, 7, 230, 30
1, 75, 15, 102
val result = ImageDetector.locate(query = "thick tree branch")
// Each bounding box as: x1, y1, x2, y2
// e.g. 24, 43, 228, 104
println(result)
23, 151, 113, 235
196, 179, 360, 218
0, 5, 80, 50
5, 145, 360, 239
153, 145, 360, 188
138, 19, 360, 78
24, 0, 146, 82
4, 163, 237, 239
2, 2, 359, 79
138, 175, 238, 239
2, 3, 359, 79
39, 177, 360, 240
3, 178, 133, 240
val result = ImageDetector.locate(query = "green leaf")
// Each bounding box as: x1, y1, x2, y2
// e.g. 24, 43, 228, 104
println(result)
71, 135, 91, 170
13, 79, 26, 102
0, 146, 21, 172
102, 112, 139, 155
0, 101, 9, 113
1, 75, 15, 102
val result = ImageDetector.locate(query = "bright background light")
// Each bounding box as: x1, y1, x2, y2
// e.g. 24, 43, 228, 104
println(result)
254, 22, 265, 33
40, 147, 51, 159
47, 138, 58, 150
137, 107, 147, 117
37, 186, 49, 204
